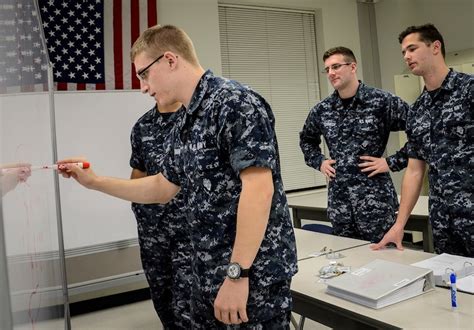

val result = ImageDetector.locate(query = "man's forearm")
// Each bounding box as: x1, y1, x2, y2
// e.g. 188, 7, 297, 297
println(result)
231, 168, 273, 269
395, 159, 426, 227
92, 173, 179, 204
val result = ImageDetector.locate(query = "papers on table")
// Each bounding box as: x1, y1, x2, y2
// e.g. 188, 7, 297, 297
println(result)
412, 253, 474, 294
325, 259, 435, 309
456, 275, 474, 294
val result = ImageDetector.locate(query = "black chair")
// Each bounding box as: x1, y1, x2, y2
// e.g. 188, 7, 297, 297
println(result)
301, 223, 333, 235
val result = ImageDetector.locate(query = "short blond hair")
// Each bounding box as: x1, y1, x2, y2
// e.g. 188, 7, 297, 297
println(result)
130, 25, 199, 66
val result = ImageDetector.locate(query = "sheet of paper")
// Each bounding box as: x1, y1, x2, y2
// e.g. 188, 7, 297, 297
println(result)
457, 274, 474, 294
412, 253, 474, 276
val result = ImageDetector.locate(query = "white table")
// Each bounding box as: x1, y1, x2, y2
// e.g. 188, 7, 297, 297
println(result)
294, 228, 369, 261
288, 189, 433, 252
291, 245, 474, 329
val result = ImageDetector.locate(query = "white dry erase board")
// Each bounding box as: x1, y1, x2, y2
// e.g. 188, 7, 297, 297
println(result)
1, 90, 158, 251
55, 90, 155, 249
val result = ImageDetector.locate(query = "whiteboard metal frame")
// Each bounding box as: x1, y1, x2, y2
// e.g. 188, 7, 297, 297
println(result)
34, 0, 71, 327
0, 199, 13, 329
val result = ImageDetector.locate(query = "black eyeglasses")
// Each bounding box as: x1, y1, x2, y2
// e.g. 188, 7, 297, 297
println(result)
136, 54, 164, 81
322, 62, 352, 74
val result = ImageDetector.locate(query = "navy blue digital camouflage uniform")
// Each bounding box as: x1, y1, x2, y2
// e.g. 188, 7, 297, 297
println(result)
406, 70, 473, 257
162, 70, 298, 329
130, 105, 192, 329
300, 82, 409, 242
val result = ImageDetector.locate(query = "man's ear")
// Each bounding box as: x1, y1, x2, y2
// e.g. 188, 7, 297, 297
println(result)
351, 62, 357, 74
432, 40, 442, 56
163, 51, 178, 69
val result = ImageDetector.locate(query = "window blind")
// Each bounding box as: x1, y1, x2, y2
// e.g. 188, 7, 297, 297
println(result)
219, 5, 326, 190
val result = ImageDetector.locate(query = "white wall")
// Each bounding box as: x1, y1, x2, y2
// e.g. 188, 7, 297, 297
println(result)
376, 0, 474, 93
414, 0, 474, 52
157, 0, 223, 75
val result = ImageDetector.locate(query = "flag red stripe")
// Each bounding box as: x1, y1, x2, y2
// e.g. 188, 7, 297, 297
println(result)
147, 0, 157, 27
130, 0, 140, 89
96, 83, 106, 90
113, 0, 124, 90
57, 82, 67, 91
21, 85, 34, 93
77, 83, 86, 90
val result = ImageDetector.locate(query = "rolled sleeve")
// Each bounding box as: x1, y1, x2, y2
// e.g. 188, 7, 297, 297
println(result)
161, 151, 181, 186
406, 141, 424, 161
221, 94, 278, 176
129, 123, 146, 171
299, 107, 326, 171
229, 142, 277, 175
386, 142, 409, 172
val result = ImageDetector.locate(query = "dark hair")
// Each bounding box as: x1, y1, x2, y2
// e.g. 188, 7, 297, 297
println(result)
398, 23, 446, 58
323, 46, 357, 63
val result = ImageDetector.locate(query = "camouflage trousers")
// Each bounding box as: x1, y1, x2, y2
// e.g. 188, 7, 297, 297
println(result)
327, 177, 398, 242
225, 311, 291, 330
134, 206, 192, 329
189, 279, 292, 329
430, 193, 474, 257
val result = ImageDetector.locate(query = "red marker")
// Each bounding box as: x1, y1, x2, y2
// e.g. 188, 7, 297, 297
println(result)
31, 162, 90, 170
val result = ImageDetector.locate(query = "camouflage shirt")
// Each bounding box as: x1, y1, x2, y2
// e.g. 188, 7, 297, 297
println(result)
162, 70, 298, 292
130, 105, 182, 175
407, 69, 474, 197
300, 82, 409, 179
129, 105, 187, 229
130, 106, 188, 214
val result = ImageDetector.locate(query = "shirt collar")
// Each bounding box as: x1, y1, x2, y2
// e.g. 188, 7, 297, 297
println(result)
330, 80, 365, 105
420, 69, 455, 101
438, 68, 456, 92
186, 69, 214, 115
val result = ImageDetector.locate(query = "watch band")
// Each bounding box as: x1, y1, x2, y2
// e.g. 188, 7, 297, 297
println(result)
240, 267, 250, 278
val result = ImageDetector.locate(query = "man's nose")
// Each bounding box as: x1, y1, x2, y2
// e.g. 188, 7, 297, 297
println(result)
140, 80, 149, 94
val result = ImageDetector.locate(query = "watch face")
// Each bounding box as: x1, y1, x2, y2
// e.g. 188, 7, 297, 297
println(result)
227, 263, 241, 279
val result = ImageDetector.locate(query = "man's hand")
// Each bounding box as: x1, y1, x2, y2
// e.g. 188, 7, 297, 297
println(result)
57, 158, 98, 189
1, 164, 31, 196
320, 159, 336, 180
359, 156, 389, 177
16, 166, 32, 182
370, 223, 405, 251
214, 277, 249, 325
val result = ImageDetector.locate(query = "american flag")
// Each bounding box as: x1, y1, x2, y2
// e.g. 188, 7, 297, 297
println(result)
39, 0, 158, 91
0, 0, 49, 94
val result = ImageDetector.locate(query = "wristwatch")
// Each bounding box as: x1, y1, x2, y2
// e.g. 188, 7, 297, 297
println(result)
226, 262, 250, 280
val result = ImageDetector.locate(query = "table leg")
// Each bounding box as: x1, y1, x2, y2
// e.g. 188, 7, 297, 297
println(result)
292, 208, 302, 228
422, 222, 434, 253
